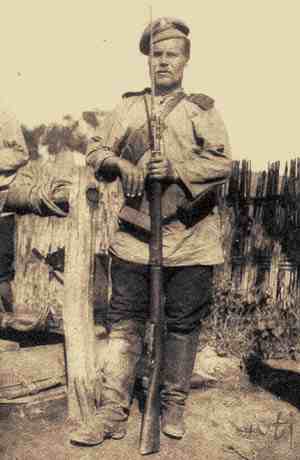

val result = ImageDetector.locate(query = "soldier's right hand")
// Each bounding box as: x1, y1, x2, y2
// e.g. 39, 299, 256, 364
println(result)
116, 158, 145, 197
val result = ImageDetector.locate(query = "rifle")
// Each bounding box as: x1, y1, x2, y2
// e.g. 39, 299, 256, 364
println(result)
139, 10, 164, 456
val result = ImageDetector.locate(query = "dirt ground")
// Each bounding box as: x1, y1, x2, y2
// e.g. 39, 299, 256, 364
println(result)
2, 358, 300, 460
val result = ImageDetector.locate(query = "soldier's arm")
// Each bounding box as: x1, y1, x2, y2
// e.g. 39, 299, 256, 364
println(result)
86, 101, 145, 197
0, 110, 29, 175
0, 142, 28, 173
86, 114, 124, 179
172, 106, 232, 198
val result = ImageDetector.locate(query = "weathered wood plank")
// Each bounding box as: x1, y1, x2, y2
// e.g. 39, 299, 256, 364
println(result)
0, 339, 20, 352
12, 154, 122, 331
62, 166, 98, 422
0, 344, 65, 400
13, 154, 77, 325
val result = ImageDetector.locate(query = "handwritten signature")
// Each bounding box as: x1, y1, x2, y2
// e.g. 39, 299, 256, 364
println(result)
234, 411, 295, 449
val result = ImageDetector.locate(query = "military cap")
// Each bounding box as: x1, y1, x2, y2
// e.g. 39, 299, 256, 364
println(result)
139, 17, 190, 55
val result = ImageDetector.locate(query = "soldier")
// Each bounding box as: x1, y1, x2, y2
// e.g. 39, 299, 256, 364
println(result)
74, 17, 232, 445
0, 107, 29, 315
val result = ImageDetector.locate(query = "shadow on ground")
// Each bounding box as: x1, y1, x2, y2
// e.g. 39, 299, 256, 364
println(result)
245, 353, 300, 409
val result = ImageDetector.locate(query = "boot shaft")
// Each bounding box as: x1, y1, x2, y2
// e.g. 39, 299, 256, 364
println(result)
161, 328, 200, 406
100, 320, 144, 414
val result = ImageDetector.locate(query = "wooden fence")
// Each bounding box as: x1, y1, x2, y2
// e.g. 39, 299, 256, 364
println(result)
13, 157, 300, 333
218, 159, 300, 304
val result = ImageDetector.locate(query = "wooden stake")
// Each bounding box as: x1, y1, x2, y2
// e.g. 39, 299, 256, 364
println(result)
63, 166, 97, 423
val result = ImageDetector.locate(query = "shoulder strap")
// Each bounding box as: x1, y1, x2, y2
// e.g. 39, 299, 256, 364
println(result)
160, 92, 186, 121
122, 88, 150, 99
186, 93, 214, 110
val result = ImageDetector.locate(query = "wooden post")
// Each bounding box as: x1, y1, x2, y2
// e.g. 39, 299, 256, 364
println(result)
13, 154, 122, 331
277, 257, 297, 306
63, 166, 97, 422
269, 240, 281, 300
11, 156, 123, 422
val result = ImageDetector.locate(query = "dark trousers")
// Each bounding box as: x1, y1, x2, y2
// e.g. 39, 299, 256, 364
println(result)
0, 214, 14, 283
0, 214, 15, 312
108, 254, 213, 334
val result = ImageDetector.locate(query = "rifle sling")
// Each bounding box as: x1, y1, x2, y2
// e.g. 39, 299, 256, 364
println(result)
143, 91, 186, 151
121, 92, 186, 165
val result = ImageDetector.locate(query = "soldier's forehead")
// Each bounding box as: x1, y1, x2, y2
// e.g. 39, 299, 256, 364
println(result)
152, 39, 186, 51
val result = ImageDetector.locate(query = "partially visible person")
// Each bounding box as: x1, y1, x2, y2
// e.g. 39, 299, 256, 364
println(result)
0, 107, 29, 312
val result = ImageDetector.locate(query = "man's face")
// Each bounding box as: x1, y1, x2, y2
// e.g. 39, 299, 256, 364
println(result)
148, 38, 189, 92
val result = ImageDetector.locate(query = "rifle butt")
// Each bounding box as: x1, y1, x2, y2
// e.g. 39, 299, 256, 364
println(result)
139, 368, 161, 455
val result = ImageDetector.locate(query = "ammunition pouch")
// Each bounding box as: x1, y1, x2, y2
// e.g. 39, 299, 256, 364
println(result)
175, 188, 218, 228
118, 187, 218, 238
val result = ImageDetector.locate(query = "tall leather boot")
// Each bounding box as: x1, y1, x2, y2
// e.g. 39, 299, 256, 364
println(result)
161, 328, 200, 439
70, 320, 143, 446
98, 319, 143, 438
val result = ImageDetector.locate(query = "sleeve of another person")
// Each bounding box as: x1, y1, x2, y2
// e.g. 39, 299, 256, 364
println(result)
0, 109, 29, 179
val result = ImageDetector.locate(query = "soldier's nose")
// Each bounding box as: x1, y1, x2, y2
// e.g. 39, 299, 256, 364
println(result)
159, 56, 168, 66
159, 61, 169, 69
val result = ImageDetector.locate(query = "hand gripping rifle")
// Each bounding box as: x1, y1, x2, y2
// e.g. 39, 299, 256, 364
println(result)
139, 12, 164, 456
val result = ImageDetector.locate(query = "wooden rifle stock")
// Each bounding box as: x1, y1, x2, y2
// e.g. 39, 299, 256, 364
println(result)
139, 110, 164, 454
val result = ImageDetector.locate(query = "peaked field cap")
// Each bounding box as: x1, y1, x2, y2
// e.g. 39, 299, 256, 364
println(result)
139, 17, 190, 55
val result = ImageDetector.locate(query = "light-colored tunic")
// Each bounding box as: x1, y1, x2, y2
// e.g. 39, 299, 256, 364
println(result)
87, 90, 232, 266
0, 108, 29, 212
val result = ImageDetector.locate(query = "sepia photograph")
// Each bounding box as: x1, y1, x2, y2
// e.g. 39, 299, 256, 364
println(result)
1, 1, 300, 459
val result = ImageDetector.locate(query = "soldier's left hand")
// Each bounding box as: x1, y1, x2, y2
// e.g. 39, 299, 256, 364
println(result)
147, 157, 178, 182
0, 312, 39, 331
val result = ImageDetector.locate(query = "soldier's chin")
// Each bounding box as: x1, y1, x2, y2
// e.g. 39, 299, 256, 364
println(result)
155, 77, 175, 90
